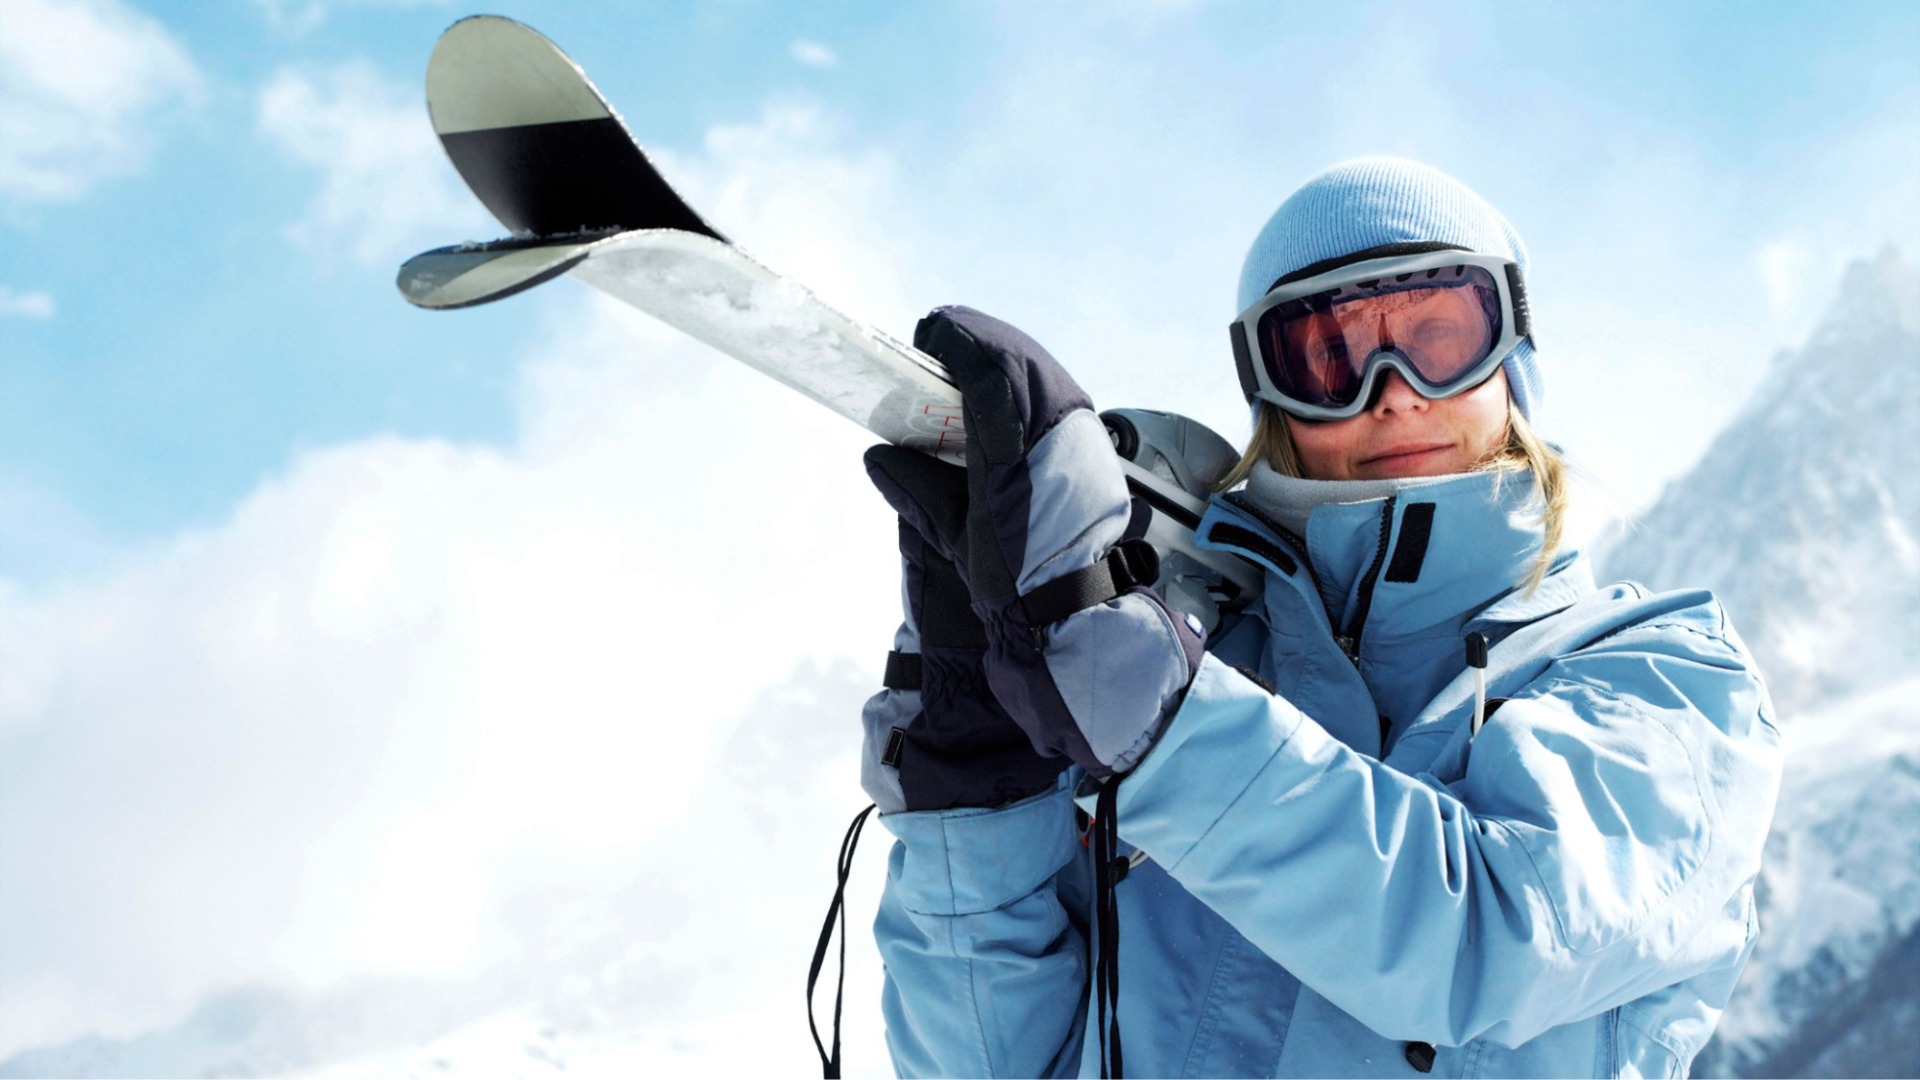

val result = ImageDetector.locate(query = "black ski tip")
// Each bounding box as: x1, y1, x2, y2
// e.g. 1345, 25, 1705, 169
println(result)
424, 14, 726, 243
438, 119, 725, 241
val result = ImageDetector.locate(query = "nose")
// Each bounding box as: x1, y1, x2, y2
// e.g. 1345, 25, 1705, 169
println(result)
1369, 367, 1428, 415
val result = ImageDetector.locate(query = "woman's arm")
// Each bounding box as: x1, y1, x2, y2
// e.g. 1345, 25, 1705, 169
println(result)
1113, 595, 1782, 1048
855, 433, 1090, 1075
873, 780, 1092, 1078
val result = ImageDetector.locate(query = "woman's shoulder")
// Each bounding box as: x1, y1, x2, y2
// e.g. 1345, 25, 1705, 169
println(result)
1568, 579, 1749, 664
1519, 578, 1778, 741
1480, 558, 1744, 661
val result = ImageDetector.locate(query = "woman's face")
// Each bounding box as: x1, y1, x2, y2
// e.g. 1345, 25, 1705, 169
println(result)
1287, 367, 1511, 481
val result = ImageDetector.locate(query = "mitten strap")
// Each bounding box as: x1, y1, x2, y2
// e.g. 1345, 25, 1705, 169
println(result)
1020, 538, 1161, 631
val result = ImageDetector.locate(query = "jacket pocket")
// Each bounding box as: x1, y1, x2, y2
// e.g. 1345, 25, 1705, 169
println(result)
1615, 1005, 1686, 1079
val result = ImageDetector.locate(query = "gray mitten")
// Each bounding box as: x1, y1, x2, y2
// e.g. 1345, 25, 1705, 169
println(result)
915, 306, 1206, 779
859, 446, 1070, 813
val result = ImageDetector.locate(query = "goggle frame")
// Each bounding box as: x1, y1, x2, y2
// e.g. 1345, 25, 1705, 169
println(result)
1230, 248, 1529, 421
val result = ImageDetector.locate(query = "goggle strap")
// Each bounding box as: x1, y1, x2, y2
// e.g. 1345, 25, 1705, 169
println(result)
1230, 320, 1259, 402
1266, 240, 1471, 293
1504, 263, 1531, 338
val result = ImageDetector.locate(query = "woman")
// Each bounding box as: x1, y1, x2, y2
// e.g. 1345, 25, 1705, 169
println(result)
856, 158, 1781, 1078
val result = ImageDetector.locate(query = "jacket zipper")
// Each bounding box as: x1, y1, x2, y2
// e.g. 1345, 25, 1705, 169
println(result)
1336, 495, 1398, 664
1222, 490, 1397, 665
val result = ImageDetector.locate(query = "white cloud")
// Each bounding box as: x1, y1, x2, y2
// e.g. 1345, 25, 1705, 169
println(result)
660, 99, 925, 333
1756, 239, 1811, 319
0, 470, 117, 613
1741, 102, 1920, 352
0, 101, 912, 1063
0, 0, 203, 203
250, 0, 447, 36
257, 62, 494, 266
789, 38, 839, 69
0, 286, 55, 318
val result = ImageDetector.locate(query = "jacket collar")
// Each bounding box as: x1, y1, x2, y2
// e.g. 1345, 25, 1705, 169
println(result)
1199, 468, 1590, 637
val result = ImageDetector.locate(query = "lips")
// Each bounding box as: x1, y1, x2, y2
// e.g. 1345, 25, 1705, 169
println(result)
1361, 443, 1453, 467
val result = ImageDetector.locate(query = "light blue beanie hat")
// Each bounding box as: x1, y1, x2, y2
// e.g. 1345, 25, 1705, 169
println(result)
1237, 157, 1542, 420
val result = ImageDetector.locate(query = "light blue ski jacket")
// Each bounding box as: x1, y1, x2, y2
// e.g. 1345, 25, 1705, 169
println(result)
872, 470, 1781, 1078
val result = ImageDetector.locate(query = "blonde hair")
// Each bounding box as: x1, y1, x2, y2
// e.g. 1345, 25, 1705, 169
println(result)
1216, 401, 1569, 594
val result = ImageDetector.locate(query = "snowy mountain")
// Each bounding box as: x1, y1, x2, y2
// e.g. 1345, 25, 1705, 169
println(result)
1602, 248, 1920, 1078
1602, 247, 1920, 715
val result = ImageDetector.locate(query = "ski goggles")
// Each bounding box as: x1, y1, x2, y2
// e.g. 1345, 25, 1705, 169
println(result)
1230, 248, 1530, 420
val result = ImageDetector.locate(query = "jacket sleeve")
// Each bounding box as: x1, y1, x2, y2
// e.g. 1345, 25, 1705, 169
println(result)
1112, 604, 1782, 1048
873, 776, 1092, 1077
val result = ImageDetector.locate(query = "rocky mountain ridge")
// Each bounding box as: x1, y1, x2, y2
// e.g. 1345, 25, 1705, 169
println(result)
1603, 247, 1920, 714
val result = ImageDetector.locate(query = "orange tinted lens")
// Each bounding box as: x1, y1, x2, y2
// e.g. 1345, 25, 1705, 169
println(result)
1267, 310, 1365, 406
1370, 279, 1497, 379
1259, 267, 1501, 406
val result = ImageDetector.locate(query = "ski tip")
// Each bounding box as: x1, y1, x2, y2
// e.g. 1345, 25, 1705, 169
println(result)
396, 237, 596, 310
427, 15, 607, 136
421, 13, 727, 244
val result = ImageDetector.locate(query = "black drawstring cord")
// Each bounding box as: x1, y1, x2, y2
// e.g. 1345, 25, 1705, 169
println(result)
808, 802, 876, 1079
1093, 778, 1127, 1079
811, 788, 1130, 1078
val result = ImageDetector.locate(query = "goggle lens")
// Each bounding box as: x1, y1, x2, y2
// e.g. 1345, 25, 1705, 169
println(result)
1255, 264, 1504, 410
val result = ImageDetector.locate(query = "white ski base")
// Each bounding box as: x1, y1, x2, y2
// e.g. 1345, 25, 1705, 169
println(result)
567, 230, 969, 465
401, 229, 964, 463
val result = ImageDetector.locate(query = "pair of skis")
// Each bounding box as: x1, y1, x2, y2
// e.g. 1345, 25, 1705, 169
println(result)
396, 15, 1257, 617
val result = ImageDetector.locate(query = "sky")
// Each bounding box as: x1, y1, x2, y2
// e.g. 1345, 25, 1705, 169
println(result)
0, 0, 1917, 1069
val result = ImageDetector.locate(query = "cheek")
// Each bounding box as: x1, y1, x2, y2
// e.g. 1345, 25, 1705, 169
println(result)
1457, 379, 1512, 458
1287, 419, 1362, 480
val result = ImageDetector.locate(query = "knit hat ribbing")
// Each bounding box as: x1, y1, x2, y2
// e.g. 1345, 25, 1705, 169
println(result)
1237, 157, 1541, 420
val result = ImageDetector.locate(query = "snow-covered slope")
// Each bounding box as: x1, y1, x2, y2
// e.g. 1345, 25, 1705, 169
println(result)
1603, 248, 1920, 1078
